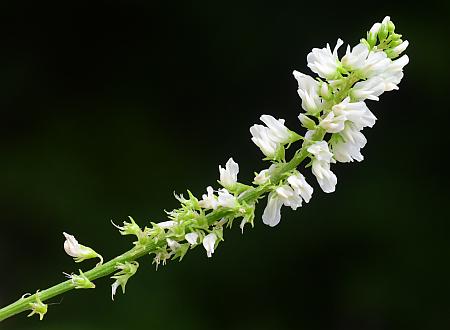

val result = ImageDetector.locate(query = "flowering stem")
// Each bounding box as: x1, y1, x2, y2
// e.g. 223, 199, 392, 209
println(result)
1, 16, 409, 321
0, 131, 322, 323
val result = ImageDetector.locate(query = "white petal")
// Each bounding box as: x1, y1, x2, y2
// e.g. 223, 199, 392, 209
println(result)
262, 192, 284, 227
185, 232, 199, 245
63, 232, 81, 257
202, 233, 217, 258
157, 221, 176, 229
219, 158, 239, 189
307, 141, 333, 163
311, 160, 337, 193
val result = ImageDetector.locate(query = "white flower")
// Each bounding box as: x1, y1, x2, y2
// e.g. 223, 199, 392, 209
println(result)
307, 38, 344, 80
250, 124, 278, 158
262, 191, 284, 227
260, 115, 291, 144
287, 172, 313, 203
202, 233, 217, 258
185, 232, 199, 245
275, 185, 303, 210
332, 97, 376, 130
367, 22, 381, 45
341, 43, 370, 71
304, 129, 316, 141
369, 22, 381, 35
331, 124, 367, 163
379, 55, 409, 91
217, 188, 238, 208
307, 142, 337, 193
198, 186, 219, 210
307, 141, 334, 163
390, 40, 409, 58
262, 182, 309, 227
63, 232, 102, 263
156, 221, 176, 229
254, 169, 270, 185
166, 238, 181, 252
358, 51, 391, 78
319, 111, 347, 133
219, 158, 239, 189
292, 71, 323, 114
351, 77, 385, 101
250, 115, 293, 158
254, 164, 277, 185
311, 160, 337, 193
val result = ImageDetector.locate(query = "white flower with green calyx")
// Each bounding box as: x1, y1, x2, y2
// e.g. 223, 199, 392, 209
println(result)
262, 175, 312, 227
262, 185, 303, 227
293, 71, 323, 114
198, 186, 219, 210
202, 233, 218, 258
307, 141, 334, 163
298, 114, 316, 130
64, 270, 95, 289
379, 55, 409, 91
351, 77, 385, 101
166, 238, 190, 261
217, 188, 239, 209
166, 238, 181, 252
287, 172, 313, 203
331, 97, 377, 131
261, 191, 284, 227
357, 50, 391, 78
218, 158, 251, 194
253, 164, 278, 185
250, 124, 278, 158
307, 141, 337, 193
319, 111, 346, 133
331, 124, 367, 163
276, 185, 303, 210
185, 232, 199, 245
341, 43, 370, 71
366, 16, 392, 49
27, 291, 47, 321
386, 40, 409, 59
111, 261, 139, 300
219, 158, 239, 190
250, 115, 300, 160
311, 160, 337, 193
307, 38, 344, 80
63, 232, 103, 264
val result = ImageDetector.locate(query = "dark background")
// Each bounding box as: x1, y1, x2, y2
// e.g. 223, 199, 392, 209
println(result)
1, 1, 449, 329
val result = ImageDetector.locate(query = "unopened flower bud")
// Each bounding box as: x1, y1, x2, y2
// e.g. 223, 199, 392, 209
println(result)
63, 232, 103, 264
298, 114, 316, 130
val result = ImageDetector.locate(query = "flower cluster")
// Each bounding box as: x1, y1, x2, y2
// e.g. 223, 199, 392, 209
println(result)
56, 16, 407, 307
252, 15, 408, 225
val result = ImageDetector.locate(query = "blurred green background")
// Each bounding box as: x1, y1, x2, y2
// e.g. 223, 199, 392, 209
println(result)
1, 1, 449, 329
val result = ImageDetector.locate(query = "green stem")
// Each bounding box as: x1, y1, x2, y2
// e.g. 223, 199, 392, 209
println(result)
0, 129, 325, 323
